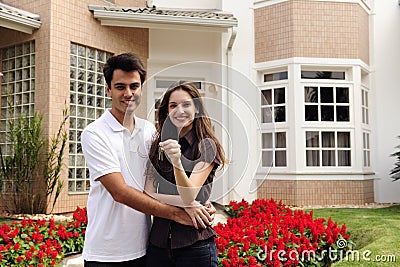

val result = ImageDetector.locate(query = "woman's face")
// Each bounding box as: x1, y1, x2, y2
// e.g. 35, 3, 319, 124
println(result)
167, 89, 198, 132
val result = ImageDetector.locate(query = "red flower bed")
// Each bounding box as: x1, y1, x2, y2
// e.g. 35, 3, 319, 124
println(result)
214, 199, 352, 267
0, 206, 87, 266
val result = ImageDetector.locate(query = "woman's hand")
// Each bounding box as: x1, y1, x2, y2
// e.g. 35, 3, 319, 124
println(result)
183, 204, 213, 229
159, 139, 182, 168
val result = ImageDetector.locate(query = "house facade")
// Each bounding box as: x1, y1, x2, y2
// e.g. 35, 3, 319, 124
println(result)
0, 0, 399, 214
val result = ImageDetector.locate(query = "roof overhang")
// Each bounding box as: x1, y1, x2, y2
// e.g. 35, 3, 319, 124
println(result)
0, 2, 41, 34
88, 5, 237, 32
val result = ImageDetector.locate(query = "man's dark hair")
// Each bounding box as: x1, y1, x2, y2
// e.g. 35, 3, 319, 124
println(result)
103, 53, 146, 88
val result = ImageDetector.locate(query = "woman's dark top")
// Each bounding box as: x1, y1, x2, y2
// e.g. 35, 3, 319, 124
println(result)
149, 128, 221, 249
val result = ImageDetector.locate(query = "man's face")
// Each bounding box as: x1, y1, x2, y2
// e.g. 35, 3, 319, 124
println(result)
106, 69, 142, 124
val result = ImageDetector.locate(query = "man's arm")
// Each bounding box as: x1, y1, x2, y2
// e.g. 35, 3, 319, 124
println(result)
98, 171, 205, 228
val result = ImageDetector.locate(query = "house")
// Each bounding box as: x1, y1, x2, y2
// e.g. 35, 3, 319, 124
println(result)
0, 0, 399, 214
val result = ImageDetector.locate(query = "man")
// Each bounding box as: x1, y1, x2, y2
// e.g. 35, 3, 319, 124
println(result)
81, 53, 213, 266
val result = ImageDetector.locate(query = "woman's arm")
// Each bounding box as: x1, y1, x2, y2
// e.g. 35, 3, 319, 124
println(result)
144, 165, 212, 228
159, 139, 215, 204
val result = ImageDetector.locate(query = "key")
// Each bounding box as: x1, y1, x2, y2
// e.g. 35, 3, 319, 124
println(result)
158, 146, 164, 161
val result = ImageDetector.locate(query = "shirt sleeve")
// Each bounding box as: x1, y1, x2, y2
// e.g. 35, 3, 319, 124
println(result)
198, 137, 222, 167
81, 129, 120, 181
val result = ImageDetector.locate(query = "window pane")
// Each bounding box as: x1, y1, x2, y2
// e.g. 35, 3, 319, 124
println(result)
261, 107, 272, 123
362, 108, 366, 124
321, 105, 334, 121
262, 151, 273, 167
275, 132, 286, 148
274, 106, 285, 122
322, 132, 335, 147
322, 150, 335, 166
338, 150, 351, 166
306, 150, 319, 166
262, 133, 273, 148
274, 88, 285, 104
306, 131, 319, 147
336, 87, 349, 103
361, 90, 365, 106
261, 89, 272, 105
305, 105, 318, 121
337, 132, 350, 148
264, 71, 288, 82
304, 87, 318, 103
301, 71, 345, 80
275, 151, 286, 167
320, 87, 333, 103
336, 106, 349, 121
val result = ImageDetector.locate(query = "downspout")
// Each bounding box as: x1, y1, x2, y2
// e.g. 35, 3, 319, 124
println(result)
224, 26, 237, 203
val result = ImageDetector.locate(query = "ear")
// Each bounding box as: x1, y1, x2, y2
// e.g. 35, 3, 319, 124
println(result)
106, 85, 111, 97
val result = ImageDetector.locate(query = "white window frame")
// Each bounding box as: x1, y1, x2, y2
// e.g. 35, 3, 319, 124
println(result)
260, 85, 287, 124
362, 131, 371, 168
305, 130, 352, 168
303, 83, 352, 123
361, 86, 369, 125
261, 131, 287, 168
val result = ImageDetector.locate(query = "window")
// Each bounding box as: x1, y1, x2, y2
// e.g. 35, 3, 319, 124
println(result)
304, 86, 349, 122
69, 43, 112, 193
0, 42, 35, 150
301, 71, 345, 80
261, 132, 287, 167
363, 132, 370, 167
0, 41, 36, 192
306, 131, 351, 167
261, 87, 286, 123
361, 87, 369, 124
263, 71, 288, 82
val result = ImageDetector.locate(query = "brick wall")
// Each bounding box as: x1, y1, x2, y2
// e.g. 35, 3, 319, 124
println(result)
254, 0, 370, 63
257, 179, 374, 206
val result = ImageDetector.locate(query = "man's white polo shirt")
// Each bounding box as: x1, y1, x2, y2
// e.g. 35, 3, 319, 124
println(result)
81, 109, 156, 262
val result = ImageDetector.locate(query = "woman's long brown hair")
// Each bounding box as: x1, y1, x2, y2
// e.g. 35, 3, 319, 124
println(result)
148, 81, 227, 172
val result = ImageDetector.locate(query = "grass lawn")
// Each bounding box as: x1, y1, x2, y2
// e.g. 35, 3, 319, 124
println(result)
0, 218, 12, 224
311, 205, 400, 267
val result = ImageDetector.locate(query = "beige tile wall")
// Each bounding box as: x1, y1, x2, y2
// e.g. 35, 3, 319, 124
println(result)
255, 0, 370, 64
1, 0, 148, 214
257, 179, 374, 206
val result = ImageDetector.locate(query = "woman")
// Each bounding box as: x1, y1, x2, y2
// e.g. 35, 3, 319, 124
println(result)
145, 81, 226, 267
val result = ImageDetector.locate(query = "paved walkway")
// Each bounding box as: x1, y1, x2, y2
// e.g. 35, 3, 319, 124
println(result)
62, 206, 229, 267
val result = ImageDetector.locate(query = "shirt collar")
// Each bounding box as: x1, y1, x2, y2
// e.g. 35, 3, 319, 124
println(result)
104, 109, 142, 132
180, 128, 196, 147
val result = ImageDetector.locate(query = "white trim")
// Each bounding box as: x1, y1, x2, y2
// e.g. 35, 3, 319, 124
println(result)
0, 9, 40, 34
254, 0, 371, 13
255, 173, 375, 180
89, 6, 237, 31
254, 0, 288, 9
98, 19, 229, 32
254, 58, 370, 72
